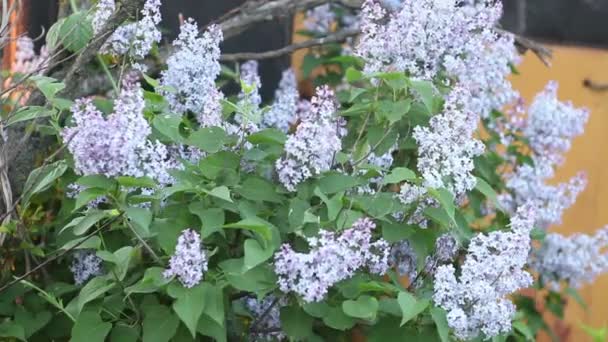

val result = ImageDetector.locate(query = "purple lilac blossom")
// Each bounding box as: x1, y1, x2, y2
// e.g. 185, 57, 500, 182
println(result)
275, 86, 342, 192
262, 69, 299, 132
304, 4, 335, 33
530, 227, 608, 290
71, 250, 103, 285
159, 19, 224, 127
274, 217, 390, 302
243, 295, 287, 341
163, 229, 208, 288
389, 240, 417, 279
13, 36, 48, 75
433, 205, 535, 340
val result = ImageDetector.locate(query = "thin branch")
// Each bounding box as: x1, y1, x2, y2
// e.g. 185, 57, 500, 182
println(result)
0, 215, 121, 293
583, 78, 608, 92
220, 27, 358, 61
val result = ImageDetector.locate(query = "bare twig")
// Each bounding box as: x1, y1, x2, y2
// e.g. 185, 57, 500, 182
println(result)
220, 27, 358, 61
583, 78, 608, 92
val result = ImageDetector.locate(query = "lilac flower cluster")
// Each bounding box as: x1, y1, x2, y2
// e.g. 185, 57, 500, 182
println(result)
396, 183, 437, 228
413, 86, 484, 196
262, 69, 299, 132
501, 82, 589, 228
243, 295, 287, 341
304, 4, 336, 33
70, 250, 103, 285
96, 0, 162, 70
276, 86, 343, 191
13, 36, 49, 75
63, 78, 179, 186
530, 227, 608, 290
433, 205, 535, 340
274, 217, 390, 302
234, 60, 262, 142
356, 0, 518, 117
160, 20, 224, 127
163, 229, 208, 288
389, 240, 417, 279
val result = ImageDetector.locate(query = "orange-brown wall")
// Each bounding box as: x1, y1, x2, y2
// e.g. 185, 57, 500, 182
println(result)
512, 45, 608, 342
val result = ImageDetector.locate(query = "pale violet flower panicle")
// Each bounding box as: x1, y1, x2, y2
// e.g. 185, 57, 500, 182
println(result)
434, 233, 458, 263
71, 250, 103, 285
13, 36, 49, 75
413, 86, 484, 196
396, 182, 437, 228
304, 4, 336, 33
91, 0, 116, 34
63, 78, 149, 178
275, 86, 342, 192
262, 69, 299, 132
524, 81, 589, 164
530, 227, 608, 291
236, 60, 263, 130
164, 229, 208, 288
274, 217, 390, 302
100, 0, 162, 70
244, 295, 287, 341
433, 205, 535, 340
160, 19, 224, 127
502, 82, 589, 228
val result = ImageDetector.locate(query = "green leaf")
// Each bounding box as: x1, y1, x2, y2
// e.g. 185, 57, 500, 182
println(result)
125, 267, 171, 294
76, 175, 117, 189
345, 67, 363, 83
397, 292, 429, 326
142, 304, 180, 342
76, 277, 115, 314
199, 151, 240, 179
110, 324, 140, 342
59, 236, 102, 250
153, 114, 183, 142
0, 321, 25, 341
349, 87, 367, 102
189, 204, 225, 238
125, 207, 153, 238
281, 306, 314, 339
247, 128, 287, 145
188, 127, 227, 153
342, 295, 379, 320
314, 188, 343, 221
6, 106, 55, 127
14, 307, 51, 338
45, 17, 65, 50
382, 223, 414, 243
168, 283, 209, 337
61, 209, 117, 235
142, 73, 160, 88
111, 246, 135, 281
205, 186, 232, 202
513, 321, 534, 341
71, 311, 112, 342
530, 227, 546, 241
59, 12, 93, 52
378, 100, 411, 124
116, 176, 157, 188
74, 187, 108, 210
22, 160, 68, 206
237, 177, 283, 203
243, 239, 273, 271
197, 315, 227, 342
318, 172, 362, 194
410, 80, 440, 114
475, 177, 501, 209
566, 287, 588, 310
223, 218, 273, 243
201, 284, 225, 327
383, 167, 417, 184
322, 306, 356, 330
30, 76, 65, 101
430, 307, 450, 342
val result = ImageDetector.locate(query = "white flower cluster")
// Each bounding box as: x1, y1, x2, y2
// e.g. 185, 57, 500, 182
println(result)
274, 218, 390, 302
502, 82, 589, 228
163, 229, 208, 288
275, 86, 343, 192
160, 20, 224, 127
63, 77, 179, 186
96, 0, 162, 71
413, 86, 485, 196
13, 36, 49, 75
530, 227, 608, 291
356, 0, 518, 118
262, 69, 300, 132
304, 4, 336, 33
396, 183, 437, 228
70, 250, 103, 285
433, 205, 535, 340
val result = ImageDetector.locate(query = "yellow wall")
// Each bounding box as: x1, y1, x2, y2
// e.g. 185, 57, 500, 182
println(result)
512, 45, 608, 342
